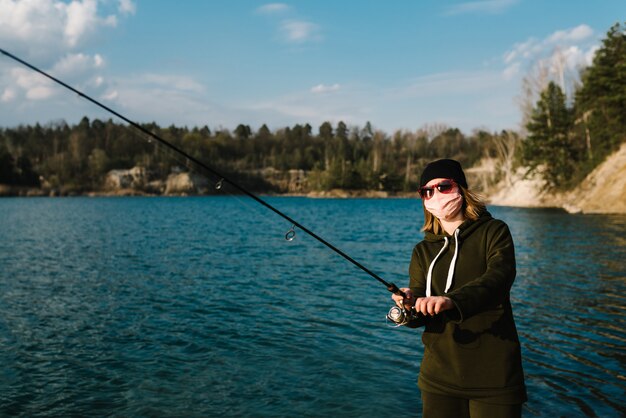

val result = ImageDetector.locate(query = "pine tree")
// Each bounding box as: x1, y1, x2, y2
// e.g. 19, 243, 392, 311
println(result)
575, 22, 626, 161
523, 82, 575, 187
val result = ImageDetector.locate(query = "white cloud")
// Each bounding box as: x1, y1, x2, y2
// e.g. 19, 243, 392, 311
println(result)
280, 20, 320, 43
503, 62, 520, 80
547, 24, 593, 43
504, 38, 541, 64
0, 0, 62, 59
0, 0, 134, 110
102, 89, 118, 101
51, 53, 105, 78
10, 67, 56, 100
2, 52, 107, 102
311, 83, 340, 94
0, 0, 131, 62
444, 0, 518, 15
561, 46, 585, 68
502, 24, 597, 85
257, 5, 322, 44
26, 85, 56, 100
118, 0, 136, 16
94, 54, 104, 68
1, 87, 17, 102
62, 0, 116, 47
256, 3, 289, 14
585, 45, 600, 65
504, 24, 595, 66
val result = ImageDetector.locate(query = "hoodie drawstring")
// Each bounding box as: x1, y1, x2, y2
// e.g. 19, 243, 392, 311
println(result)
426, 229, 460, 297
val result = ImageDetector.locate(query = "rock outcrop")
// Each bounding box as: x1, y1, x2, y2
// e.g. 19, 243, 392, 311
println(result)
105, 167, 148, 190
487, 142, 626, 214
164, 172, 209, 195
562, 142, 626, 214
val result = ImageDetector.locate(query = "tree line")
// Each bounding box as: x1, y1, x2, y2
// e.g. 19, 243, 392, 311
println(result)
0, 115, 514, 194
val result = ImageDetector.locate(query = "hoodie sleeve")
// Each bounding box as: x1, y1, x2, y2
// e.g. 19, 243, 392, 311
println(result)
404, 245, 428, 328
408, 245, 427, 297
445, 221, 516, 322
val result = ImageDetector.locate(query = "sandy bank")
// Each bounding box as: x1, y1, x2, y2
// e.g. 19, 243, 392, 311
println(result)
488, 142, 626, 214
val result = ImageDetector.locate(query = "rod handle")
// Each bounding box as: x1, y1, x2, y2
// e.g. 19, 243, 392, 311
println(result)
386, 282, 406, 298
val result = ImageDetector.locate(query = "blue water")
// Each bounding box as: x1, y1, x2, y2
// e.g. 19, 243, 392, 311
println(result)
0, 197, 624, 417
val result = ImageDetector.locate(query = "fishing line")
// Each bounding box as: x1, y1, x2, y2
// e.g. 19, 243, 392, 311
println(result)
0, 47, 406, 298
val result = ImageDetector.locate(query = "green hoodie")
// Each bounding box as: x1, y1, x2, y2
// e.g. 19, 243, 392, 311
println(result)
408, 211, 527, 404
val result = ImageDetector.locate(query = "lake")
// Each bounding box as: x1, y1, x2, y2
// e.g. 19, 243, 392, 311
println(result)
0, 196, 624, 417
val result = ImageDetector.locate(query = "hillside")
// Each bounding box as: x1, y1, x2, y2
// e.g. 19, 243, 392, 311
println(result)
487, 142, 626, 214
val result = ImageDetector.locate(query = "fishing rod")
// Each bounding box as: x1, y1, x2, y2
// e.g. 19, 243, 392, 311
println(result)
0, 47, 415, 315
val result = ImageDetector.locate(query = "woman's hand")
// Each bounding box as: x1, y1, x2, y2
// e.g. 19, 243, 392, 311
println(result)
391, 287, 415, 310
414, 296, 453, 316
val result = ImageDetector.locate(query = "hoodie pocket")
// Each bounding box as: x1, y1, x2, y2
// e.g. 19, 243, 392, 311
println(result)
421, 316, 446, 348
452, 323, 482, 349
452, 307, 509, 350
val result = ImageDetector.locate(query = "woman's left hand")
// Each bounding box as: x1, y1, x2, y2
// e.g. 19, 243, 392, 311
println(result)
414, 296, 454, 316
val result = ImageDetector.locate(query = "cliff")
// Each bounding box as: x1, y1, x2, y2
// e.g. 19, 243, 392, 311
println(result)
487, 142, 626, 214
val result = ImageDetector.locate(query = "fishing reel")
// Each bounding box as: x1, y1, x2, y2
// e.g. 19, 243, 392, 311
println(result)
385, 284, 422, 327
386, 303, 421, 327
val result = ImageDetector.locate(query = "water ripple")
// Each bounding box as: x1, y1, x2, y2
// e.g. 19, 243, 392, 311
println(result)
0, 198, 624, 416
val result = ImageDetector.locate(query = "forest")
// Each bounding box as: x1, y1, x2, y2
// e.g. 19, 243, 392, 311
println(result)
1, 22, 624, 196
0, 116, 514, 194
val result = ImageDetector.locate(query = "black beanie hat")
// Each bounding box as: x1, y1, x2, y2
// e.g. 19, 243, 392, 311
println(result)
420, 159, 468, 188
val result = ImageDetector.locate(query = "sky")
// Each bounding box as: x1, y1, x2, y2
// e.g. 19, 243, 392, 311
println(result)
0, 0, 624, 135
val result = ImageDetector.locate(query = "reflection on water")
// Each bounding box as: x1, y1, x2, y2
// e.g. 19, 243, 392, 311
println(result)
501, 207, 626, 417
0, 198, 624, 417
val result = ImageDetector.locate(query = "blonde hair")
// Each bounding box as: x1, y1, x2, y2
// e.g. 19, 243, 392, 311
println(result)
421, 185, 486, 234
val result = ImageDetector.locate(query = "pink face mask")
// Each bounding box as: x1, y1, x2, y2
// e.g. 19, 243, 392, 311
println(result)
424, 191, 463, 221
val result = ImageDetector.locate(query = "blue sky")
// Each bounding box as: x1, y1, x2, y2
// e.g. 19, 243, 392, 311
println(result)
0, 0, 624, 135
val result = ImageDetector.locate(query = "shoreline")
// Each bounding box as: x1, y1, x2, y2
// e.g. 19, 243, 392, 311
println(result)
2, 184, 623, 215
0, 185, 418, 199
0, 184, 574, 212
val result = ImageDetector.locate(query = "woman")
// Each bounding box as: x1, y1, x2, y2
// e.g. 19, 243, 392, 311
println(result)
392, 159, 527, 418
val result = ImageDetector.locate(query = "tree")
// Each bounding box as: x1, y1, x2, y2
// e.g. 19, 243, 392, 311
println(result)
87, 148, 110, 183
256, 124, 271, 140
335, 121, 348, 140
0, 144, 16, 184
235, 124, 251, 140
15, 156, 40, 186
428, 128, 465, 161
318, 121, 333, 140
361, 121, 373, 141
575, 22, 626, 161
523, 82, 575, 187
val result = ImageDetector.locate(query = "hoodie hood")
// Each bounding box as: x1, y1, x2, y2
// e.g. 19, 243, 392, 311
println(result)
423, 211, 493, 296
